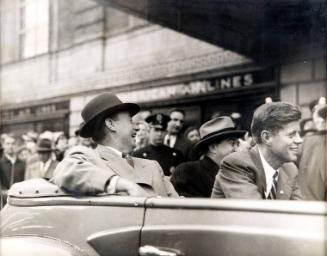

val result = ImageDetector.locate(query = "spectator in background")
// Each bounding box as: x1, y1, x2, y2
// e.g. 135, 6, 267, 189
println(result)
133, 121, 149, 151
212, 102, 303, 200
0, 142, 3, 158
164, 108, 193, 160
184, 126, 200, 145
54, 132, 69, 161
299, 97, 326, 201
0, 135, 26, 206
235, 132, 254, 152
132, 114, 184, 176
17, 146, 31, 162
299, 118, 315, 137
171, 116, 245, 197
25, 138, 58, 180
22, 131, 38, 155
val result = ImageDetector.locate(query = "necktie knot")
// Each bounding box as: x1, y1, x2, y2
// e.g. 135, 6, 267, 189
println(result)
122, 153, 134, 168
268, 171, 279, 200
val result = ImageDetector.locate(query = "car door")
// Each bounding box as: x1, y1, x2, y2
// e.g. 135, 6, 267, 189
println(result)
139, 198, 326, 256
2, 181, 148, 256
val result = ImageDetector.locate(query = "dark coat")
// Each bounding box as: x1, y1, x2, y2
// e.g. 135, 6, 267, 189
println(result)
132, 144, 185, 176
174, 135, 193, 160
211, 146, 303, 200
0, 155, 26, 190
171, 156, 219, 197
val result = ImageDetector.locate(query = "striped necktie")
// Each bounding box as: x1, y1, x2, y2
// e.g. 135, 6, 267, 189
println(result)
268, 171, 279, 199
122, 153, 134, 168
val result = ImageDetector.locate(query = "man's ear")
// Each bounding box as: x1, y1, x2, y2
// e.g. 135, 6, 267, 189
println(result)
207, 143, 217, 154
104, 118, 116, 132
261, 130, 272, 145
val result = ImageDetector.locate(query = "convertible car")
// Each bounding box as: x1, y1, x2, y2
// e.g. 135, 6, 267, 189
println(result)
1, 179, 326, 256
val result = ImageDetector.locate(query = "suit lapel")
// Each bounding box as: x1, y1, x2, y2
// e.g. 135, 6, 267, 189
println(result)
132, 158, 153, 186
96, 145, 153, 186
276, 167, 292, 199
249, 146, 267, 198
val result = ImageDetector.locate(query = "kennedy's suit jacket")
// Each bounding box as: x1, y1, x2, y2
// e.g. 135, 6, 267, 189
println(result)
51, 145, 178, 197
211, 146, 303, 200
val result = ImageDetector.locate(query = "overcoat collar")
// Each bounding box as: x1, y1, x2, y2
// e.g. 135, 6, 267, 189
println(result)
96, 145, 153, 186
201, 156, 219, 174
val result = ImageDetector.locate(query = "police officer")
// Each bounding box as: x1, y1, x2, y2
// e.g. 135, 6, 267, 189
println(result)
132, 113, 185, 176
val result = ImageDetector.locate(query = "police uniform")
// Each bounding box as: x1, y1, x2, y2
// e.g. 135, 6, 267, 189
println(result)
133, 144, 184, 176
132, 113, 185, 176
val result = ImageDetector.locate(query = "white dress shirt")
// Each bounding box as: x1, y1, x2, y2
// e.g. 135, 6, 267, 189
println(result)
258, 148, 280, 198
164, 134, 177, 148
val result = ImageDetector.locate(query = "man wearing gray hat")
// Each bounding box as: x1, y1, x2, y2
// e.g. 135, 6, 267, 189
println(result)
25, 138, 58, 180
171, 116, 245, 197
51, 93, 178, 197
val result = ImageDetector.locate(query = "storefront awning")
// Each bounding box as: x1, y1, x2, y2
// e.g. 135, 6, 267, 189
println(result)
95, 0, 326, 61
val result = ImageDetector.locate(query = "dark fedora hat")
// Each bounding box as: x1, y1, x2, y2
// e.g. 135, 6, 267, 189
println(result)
79, 92, 140, 138
36, 139, 54, 152
194, 116, 246, 152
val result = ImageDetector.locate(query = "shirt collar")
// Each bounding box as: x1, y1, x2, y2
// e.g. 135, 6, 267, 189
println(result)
258, 147, 280, 197
105, 146, 123, 157
5, 154, 16, 164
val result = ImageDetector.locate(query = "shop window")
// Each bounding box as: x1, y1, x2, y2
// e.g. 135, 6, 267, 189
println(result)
18, 0, 49, 58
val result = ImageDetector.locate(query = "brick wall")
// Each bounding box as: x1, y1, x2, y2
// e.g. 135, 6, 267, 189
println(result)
280, 55, 327, 118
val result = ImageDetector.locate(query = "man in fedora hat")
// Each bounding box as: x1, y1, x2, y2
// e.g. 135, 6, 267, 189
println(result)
212, 102, 304, 200
298, 98, 326, 201
51, 92, 178, 197
25, 138, 58, 180
170, 116, 245, 197
132, 113, 184, 176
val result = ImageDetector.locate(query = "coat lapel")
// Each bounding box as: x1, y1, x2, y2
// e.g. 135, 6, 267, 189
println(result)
96, 145, 153, 186
276, 167, 292, 199
249, 146, 267, 198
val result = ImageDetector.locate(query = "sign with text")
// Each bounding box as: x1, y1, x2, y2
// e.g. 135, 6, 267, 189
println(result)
118, 68, 275, 103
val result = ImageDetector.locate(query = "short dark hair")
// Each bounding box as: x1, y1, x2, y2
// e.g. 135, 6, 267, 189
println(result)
251, 102, 301, 144
92, 113, 121, 144
169, 108, 185, 116
91, 116, 107, 143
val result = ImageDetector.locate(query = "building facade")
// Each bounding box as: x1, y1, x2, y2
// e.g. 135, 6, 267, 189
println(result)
0, 0, 326, 136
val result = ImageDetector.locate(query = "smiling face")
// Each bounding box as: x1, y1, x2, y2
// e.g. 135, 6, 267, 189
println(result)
167, 111, 185, 134
187, 129, 200, 143
3, 137, 16, 156
112, 111, 136, 152
268, 121, 303, 165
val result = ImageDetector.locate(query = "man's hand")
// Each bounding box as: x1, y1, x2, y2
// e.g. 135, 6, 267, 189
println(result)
116, 178, 149, 197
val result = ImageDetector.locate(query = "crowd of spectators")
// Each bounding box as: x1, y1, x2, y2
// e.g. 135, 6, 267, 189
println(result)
0, 96, 326, 206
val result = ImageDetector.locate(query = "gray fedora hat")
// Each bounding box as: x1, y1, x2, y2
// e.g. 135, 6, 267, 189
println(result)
194, 116, 246, 152
79, 92, 140, 138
